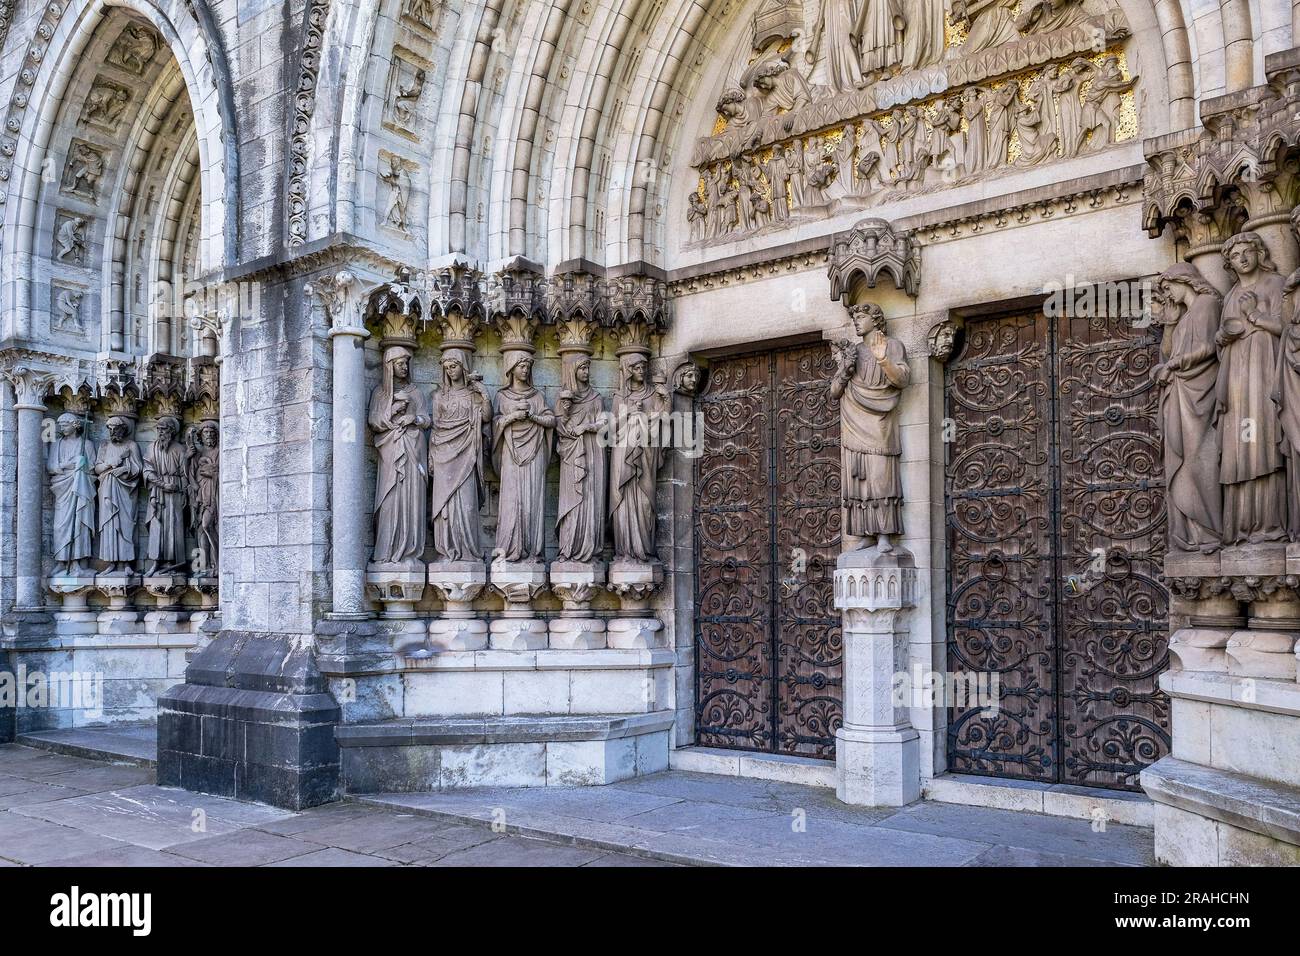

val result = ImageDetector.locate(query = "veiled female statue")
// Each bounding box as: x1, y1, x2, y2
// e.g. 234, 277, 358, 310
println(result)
1154, 264, 1223, 552
831, 303, 911, 552
95, 416, 142, 573
492, 350, 555, 563
610, 352, 670, 562
369, 344, 430, 565
554, 353, 607, 564
47, 412, 96, 576
429, 347, 491, 562
143, 415, 188, 575
1217, 232, 1288, 544
187, 420, 220, 576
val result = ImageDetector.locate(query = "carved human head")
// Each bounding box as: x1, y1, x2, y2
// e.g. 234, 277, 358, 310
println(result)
157, 416, 179, 444
621, 354, 648, 388
850, 303, 887, 337
56, 412, 83, 437
1158, 263, 1221, 311
384, 344, 413, 381
199, 421, 219, 448
1222, 231, 1275, 277
503, 351, 534, 386
106, 416, 131, 442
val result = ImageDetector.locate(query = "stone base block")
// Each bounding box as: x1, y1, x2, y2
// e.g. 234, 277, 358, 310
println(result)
337, 712, 673, 792
1221, 542, 1287, 576
1169, 626, 1231, 672
606, 616, 665, 649
1226, 629, 1298, 680
489, 617, 548, 650
389, 618, 435, 658
157, 630, 340, 810
835, 724, 921, 807
548, 617, 607, 649
366, 565, 427, 617
428, 617, 489, 652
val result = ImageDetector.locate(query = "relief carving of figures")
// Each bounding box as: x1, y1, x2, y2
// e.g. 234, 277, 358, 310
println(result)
62, 142, 105, 200
143, 416, 188, 576
186, 420, 219, 577
48, 413, 96, 576
94, 416, 142, 573
80, 81, 130, 128
819, 0, 866, 92
429, 347, 491, 562
687, 191, 708, 241
1013, 75, 1058, 167
1079, 55, 1135, 151
380, 155, 411, 231
831, 303, 911, 552
554, 354, 608, 563
56, 215, 88, 263
1216, 232, 1288, 545
369, 344, 430, 565
982, 84, 1016, 167
610, 352, 671, 562
1154, 264, 1223, 553
959, 87, 988, 174
766, 145, 793, 219
898, 0, 948, 71
1050, 58, 1090, 158
1276, 206, 1300, 540
392, 67, 427, 127
855, 0, 904, 76
952, 0, 1019, 53
492, 350, 555, 563
108, 25, 158, 74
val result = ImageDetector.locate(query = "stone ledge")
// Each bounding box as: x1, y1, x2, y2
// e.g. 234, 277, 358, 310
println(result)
337, 711, 675, 748
924, 773, 1153, 828
318, 647, 675, 677
1141, 757, 1300, 848
668, 746, 836, 789
1160, 669, 1300, 718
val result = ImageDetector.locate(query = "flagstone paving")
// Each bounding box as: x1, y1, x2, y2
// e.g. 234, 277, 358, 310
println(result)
0, 744, 1155, 866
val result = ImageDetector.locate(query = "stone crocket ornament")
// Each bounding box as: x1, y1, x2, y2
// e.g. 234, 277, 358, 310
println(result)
830, 302, 910, 553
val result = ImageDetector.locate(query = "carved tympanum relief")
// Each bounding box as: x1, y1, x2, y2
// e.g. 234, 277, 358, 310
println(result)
688, 0, 1136, 246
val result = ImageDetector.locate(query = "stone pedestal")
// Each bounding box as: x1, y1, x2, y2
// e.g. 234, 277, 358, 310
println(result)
1227, 596, 1300, 681
427, 560, 489, 652
367, 562, 428, 657
548, 561, 607, 649
606, 559, 664, 650
143, 575, 190, 636
833, 546, 921, 808
489, 560, 548, 650
48, 577, 98, 637
94, 573, 141, 634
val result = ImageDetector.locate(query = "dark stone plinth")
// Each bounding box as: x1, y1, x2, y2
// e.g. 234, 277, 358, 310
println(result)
0, 647, 13, 743
157, 630, 341, 810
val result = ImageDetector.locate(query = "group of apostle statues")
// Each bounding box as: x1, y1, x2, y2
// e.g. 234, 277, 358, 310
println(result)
46, 410, 220, 580
1155, 208, 1300, 553
366, 338, 671, 571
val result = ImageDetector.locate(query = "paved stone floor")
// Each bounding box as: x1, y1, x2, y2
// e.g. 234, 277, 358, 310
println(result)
0, 743, 1155, 866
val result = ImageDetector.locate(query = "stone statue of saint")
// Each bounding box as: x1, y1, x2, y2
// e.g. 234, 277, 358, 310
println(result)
610, 352, 670, 562
144, 416, 188, 576
1216, 232, 1287, 545
831, 303, 911, 552
1276, 206, 1300, 540
369, 344, 430, 565
47, 412, 96, 576
187, 420, 220, 577
429, 347, 492, 561
493, 350, 555, 563
94, 416, 142, 574
1154, 263, 1223, 553
554, 353, 608, 564
855, 0, 904, 76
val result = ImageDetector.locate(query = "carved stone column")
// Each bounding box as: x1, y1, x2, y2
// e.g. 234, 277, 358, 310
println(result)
834, 549, 921, 806
314, 272, 371, 619
10, 369, 48, 611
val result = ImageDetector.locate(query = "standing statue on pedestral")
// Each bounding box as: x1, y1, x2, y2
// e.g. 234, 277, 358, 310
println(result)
429, 347, 491, 561
1217, 232, 1288, 545
554, 352, 608, 564
1276, 206, 1300, 540
187, 420, 220, 577
492, 349, 555, 563
831, 303, 911, 553
610, 352, 671, 562
143, 415, 189, 576
47, 412, 96, 576
1153, 263, 1223, 553
94, 416, 142, 574
369, 344, 430, 565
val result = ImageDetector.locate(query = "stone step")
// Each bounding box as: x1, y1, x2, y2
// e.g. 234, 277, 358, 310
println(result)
337, 712, 674, 793
15, 722, 158, 768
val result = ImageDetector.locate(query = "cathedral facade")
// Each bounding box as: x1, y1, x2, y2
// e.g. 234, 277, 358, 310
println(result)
0, 0, 1298, 865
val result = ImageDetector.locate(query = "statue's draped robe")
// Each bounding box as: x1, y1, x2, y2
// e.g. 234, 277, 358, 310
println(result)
822, 0, 863, 92
556, 388, 608, 563
1218, 272, 1288, 543
493, 387, 551, 562
1276, 272, 1300, 539
144, 440, 187, 570
429, 385, 487, 561
842, 337, 910, 536
1161, 295, 1223, 551
369, 381, 429, 564
1052, 69, 1085, 156
48, 434, 95, 565
899, 0, 947, 70
188, 446, 219, 572
856, 0, 902, 74
96, 439, 142, 563
610, 386, 668, 561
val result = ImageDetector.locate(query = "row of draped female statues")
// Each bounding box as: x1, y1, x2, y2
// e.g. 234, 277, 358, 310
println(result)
46, 412, 220, 579
1155, 209, 1300, 553
368, 343, 670, 568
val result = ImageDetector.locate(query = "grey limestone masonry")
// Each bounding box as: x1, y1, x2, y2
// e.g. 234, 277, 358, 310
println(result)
0, 0, 1298, 870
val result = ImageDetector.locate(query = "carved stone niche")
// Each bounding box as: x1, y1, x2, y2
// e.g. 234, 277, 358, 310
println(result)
828, 218, 921, 301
